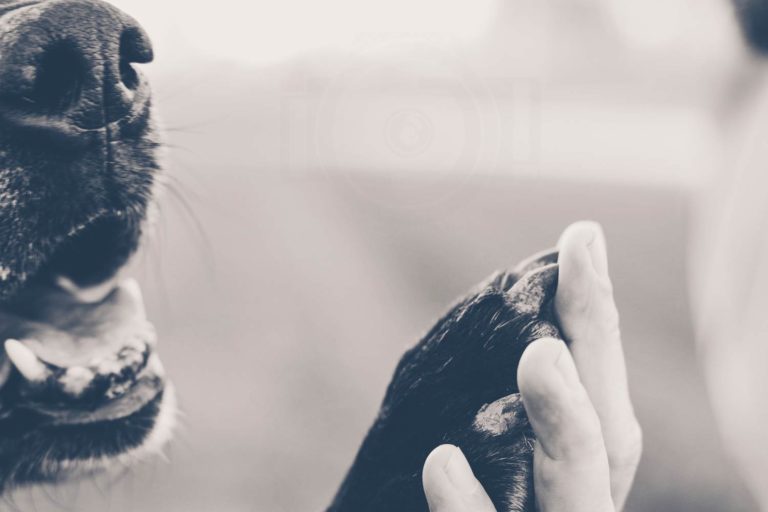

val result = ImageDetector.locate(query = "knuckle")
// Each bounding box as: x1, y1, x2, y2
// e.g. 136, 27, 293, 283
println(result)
595, 276, 619, 319
602, 305, 621, 340
595, 273, 615, 297
594, 281, 622, 342
610, 421, 643, 470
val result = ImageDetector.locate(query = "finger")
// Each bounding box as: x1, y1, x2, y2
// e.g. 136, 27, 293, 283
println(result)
555, 221, 642, 509
518, 338, 615, 512
423, 444, 497, 512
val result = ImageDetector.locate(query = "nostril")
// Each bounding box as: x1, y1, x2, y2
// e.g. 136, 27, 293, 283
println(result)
119, 28, 153, 91
31, 42, 85, 112
119, 59, 139, 91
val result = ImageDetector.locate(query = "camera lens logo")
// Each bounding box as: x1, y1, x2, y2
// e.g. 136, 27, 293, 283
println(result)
385, 109, 434, 158
280, 34, 540, 211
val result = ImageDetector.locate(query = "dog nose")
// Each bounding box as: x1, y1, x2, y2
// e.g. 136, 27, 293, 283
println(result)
0, 0, 153, 133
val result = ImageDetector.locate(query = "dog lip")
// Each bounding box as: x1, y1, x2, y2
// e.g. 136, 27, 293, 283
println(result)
0, 207, 139, 303
40, 209, 143, 290
20, 372, 165, 426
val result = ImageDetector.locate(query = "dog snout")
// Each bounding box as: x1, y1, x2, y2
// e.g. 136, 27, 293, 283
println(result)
0, 0, 153, 138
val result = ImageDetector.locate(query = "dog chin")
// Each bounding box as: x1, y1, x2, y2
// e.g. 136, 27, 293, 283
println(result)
42, 383, 177, 482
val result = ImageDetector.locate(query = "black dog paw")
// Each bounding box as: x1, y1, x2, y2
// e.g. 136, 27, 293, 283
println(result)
329, 249, 563, 511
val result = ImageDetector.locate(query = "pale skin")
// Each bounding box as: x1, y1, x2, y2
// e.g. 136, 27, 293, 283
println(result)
423, 221, 642, 512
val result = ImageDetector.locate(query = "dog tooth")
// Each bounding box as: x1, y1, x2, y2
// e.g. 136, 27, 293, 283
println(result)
59, 367, 95, 397
4, 339, 50, 382
92, 356, 123, 376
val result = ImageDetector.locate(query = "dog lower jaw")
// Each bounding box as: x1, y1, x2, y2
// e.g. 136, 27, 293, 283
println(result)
38, 382, 177, 481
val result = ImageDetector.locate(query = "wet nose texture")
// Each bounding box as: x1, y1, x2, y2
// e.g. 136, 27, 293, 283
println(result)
0, 0, 153, 133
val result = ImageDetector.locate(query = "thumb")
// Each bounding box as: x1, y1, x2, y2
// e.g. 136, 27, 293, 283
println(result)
423, 444, 498, 512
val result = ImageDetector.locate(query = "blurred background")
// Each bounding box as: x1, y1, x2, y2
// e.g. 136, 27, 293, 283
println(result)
9, 0, 765, 510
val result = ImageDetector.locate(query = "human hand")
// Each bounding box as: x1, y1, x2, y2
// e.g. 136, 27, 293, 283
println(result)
423, 221, 642, 512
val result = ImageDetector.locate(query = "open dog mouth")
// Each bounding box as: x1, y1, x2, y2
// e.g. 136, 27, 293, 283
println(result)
43, 212, 144, 291
0, 212, 165, 431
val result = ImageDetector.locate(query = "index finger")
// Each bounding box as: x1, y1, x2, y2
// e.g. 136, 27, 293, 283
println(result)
554, 221, 642, 510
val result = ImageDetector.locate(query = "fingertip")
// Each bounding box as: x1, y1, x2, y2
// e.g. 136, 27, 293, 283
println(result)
423, 445, 477, 496
423, 445, 496, 512
423, 445, 458, 510
518, 338, 577, 434
557, 224, 597, 312
424, 444, 459, 477
558, 220, 608, 274
518, 337, 562, 379
555, 221, 615, 330
557, 221, 601, 249
518, 338, 575, 400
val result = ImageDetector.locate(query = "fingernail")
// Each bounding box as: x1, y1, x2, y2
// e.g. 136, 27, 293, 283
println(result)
552, 340, 581, 388
444, 446, 479, 495
583, 223, 609, 279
